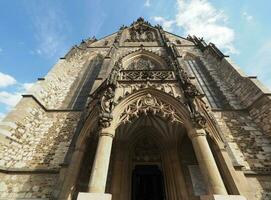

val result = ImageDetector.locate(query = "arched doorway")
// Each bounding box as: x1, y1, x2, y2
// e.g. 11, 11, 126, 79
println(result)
109, 114, 188, 200
132, 165, 164, 200
131, 134, 164, 200
67, 88, 232, 200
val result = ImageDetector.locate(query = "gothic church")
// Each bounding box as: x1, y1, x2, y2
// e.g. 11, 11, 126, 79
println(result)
0, 18, 271, 200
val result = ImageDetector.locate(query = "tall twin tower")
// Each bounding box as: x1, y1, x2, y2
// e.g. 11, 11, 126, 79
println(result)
0, 18, 270, 200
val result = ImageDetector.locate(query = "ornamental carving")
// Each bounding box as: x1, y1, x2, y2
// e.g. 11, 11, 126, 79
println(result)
119, 70, 175, 82
170, 59, 206, 128
125, 18, 156, 42
191, 111, 207, 128
184, 83, 201, 98
126, 28, 156, 42
182, 80, 206, 128
130, 17, 151, 26
99, 86, 115, 128
127, 57, 158, 70
120, 94, 183, 124
108, 60, 122, 85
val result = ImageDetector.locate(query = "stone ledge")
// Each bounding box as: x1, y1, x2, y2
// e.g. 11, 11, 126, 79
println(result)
21, 94, 82, 112
0, 199, 49, 200
200, 195, 247, 200
243, 169, 271, 176
0, 166, 59, 174
77, 193, 112, 200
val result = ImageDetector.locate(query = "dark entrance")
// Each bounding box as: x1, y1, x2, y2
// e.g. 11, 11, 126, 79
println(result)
132, 165, 165, 200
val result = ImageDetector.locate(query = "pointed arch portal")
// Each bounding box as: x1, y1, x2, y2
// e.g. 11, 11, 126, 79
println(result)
61, 47, 247, 200
71, 87, 235, 200
71, 88, 225, 200
107, 88, 201, 200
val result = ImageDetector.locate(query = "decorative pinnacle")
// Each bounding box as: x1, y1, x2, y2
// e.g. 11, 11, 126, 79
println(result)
130, 17, 151, 26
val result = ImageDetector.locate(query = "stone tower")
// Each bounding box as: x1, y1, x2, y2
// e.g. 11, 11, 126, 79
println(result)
0, 18, 270, 200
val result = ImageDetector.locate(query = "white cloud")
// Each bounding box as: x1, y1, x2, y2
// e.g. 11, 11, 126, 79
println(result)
22, 82, 34, 92
144, 0, 151, 7
0, 72, 17, 88
0, 91, 22, 107
153, 0, 237, 54
0, 81, 34, 111
242, 12, 253, 22
175, 0, 237, 54
153, 16, 175, 32
0, 71, 34, 112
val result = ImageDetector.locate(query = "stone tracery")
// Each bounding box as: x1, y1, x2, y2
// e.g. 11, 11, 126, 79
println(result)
127, 57, 157, 70
120, 70, 175, 82
119, 93, 183, 124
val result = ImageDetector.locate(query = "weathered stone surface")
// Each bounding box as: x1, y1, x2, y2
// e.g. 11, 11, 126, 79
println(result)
77, 193, 112, 200
213, 111, 271, 170
0, 173, 58, 199
246, 176, 271, 200
200, 195, 247, 200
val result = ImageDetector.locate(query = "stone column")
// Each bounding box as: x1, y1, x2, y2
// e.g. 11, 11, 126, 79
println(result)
189, 128, 227, 195
88, 127, 115, 193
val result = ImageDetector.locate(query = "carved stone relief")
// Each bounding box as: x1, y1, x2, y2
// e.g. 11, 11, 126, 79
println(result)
116, 83, 183, 105
125, 19, 157, 43
126, 28, 156, 42
119, 94, 183, 124
120, 70, 175, 81
99, 86, 115, 128
127, 57, 158, 70
171, 59, 207, 128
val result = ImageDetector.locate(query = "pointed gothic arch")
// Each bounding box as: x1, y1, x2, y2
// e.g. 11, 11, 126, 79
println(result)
111, 100, 188, 200
59, 85, 238, 200
118, 49, 170, 70
111, 87, 224, 145
111, 88, 192, 130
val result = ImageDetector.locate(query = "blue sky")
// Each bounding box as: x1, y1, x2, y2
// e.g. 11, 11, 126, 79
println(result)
0, 0, 270, 119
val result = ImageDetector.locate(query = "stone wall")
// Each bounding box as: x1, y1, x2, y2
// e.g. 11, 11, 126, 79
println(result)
246, 175, 271, 200
175, 40, 271, 200
198, 54, 242, 109
214, 111, 271, 171
29, 50, 97, 109
201, 50, 271, 135
0, 98, 81, 169
249, 95, 271, 135
0, 41, 113, 199
0, 173, 58, 200
0, 45, 110, 170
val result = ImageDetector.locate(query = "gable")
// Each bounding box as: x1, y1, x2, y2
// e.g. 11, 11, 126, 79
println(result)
164, 32, 195, 46
88, 32, 119, 47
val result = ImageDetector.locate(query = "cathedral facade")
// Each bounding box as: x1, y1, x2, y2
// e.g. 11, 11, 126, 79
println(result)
0, 18, 271, 200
